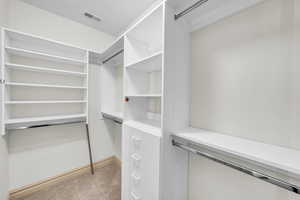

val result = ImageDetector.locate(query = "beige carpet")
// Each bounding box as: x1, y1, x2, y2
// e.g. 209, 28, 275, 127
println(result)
12, 162, 121, 200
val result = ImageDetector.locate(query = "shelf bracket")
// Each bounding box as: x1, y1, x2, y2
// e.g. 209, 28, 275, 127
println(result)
0, 79, 5, 84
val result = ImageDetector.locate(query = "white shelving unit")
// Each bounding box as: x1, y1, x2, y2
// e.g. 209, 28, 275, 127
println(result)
122, 4, 164, 200
1, 28, 89, 134
123, 4, 163, 130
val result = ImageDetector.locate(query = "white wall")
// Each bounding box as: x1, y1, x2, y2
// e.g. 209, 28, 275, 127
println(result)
190, 0, 300, 199
5, 0, 119, 190
0, 0, 9, 198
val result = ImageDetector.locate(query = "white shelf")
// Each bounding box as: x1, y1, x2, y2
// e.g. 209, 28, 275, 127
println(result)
4, 28, 87, 54
126, 94, 161, 98
5, 82, 87, 89
5, 100, 87, 104
125, 51, 162, 70
5, 47, 86, 66
173, 127, 300, 178
5, 114, 86, 130
6, 63, 87, 77
124, 119, 161, 137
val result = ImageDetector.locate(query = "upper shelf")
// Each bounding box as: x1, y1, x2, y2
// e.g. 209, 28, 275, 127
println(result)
4, 28, 87, 61
5, 82, 87, 89
5, 47, 86, 66
125, 51, 162, 72
172, 127, 300, 179
6, 63, 87, 77
5, 100, 87, 104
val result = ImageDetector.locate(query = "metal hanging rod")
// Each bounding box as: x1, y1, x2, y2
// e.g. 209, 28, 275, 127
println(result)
172, 139, 300, 195
102, 49, 124, 64
101, 112, 123, 124
6, 120, 86, 130
6, 120, 95, 175
174, 0, 209, 20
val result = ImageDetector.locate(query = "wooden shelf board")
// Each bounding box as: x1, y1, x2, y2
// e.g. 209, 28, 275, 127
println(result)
5, 82, 87, 89
126, 94, 161, 98
173, 127, 300, 178
5, 47, 86, 66
5, 100, 87, 104
4, 28, 87, 53
5, 114, 86, 130
6, 63, 87, 77
125, 51, 162, 71
124, 119, 161, 137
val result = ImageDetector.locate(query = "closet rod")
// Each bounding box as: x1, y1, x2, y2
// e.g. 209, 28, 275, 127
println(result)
102, 49, 124, 64
102, 112, 123, 124
172, 139, 300, 195
174, 0, 208, 20
6, 120, 86, 130
7, 120, 95, 175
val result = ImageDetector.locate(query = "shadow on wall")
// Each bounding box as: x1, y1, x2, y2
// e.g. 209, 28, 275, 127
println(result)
8, 124, 87, 153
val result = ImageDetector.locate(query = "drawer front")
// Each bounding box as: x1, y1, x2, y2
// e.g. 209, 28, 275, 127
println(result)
122, 124, 161, 200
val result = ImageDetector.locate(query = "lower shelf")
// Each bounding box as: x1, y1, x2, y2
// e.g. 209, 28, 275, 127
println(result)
124, 119, 161, 137
5, 114, 86, 130
172, 127, 300, 180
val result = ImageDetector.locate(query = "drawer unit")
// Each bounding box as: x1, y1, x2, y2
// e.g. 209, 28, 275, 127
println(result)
122, 122, 161, 200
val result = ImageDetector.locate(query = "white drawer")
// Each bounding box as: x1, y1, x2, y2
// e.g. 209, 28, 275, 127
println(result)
122, 123, 161, 200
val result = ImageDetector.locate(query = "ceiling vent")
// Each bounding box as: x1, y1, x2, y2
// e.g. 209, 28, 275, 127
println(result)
84, 12, 101, 22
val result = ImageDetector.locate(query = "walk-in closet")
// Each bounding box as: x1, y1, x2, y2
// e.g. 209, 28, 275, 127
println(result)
1, 0, 300, 200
